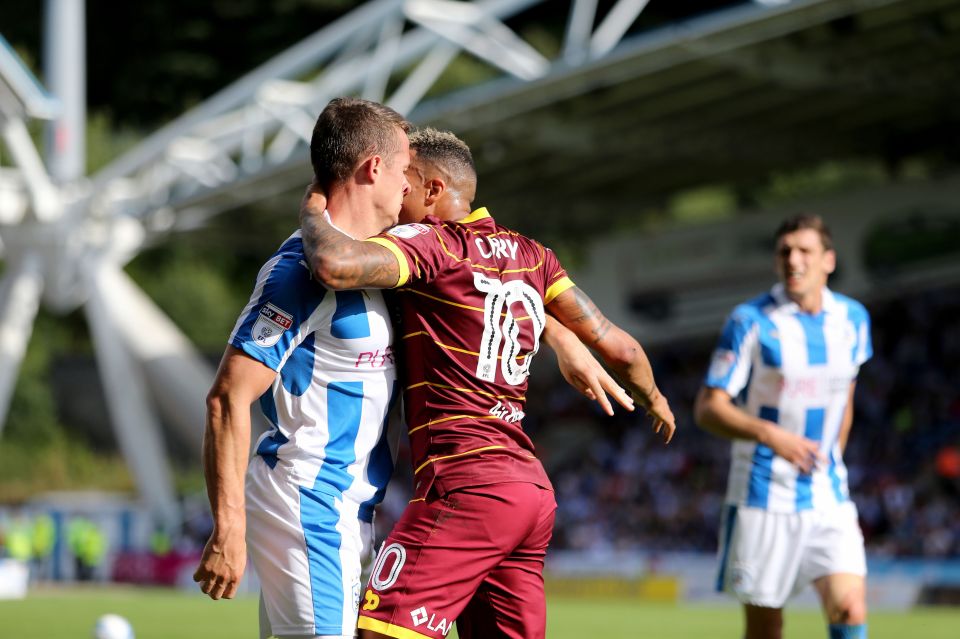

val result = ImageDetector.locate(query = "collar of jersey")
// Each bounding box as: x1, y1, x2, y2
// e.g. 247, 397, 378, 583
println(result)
460, 207, 490, 224
323, 208, 356, 239
770, 283, 838, 315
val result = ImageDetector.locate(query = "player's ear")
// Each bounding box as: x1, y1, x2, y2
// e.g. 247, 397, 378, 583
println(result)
358, 155, 383, 184
823, 248, 837, 275
424, 178, 445, 205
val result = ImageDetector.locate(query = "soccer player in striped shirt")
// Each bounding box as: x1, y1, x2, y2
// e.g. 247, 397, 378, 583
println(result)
694, 215, 871, 639
299, 127, 676, 639
193, 98, 413, 639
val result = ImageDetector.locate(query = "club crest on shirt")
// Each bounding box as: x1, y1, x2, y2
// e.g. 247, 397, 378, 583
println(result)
386, 223, 430, 239
708, 349, 737, 380
252, 302, 293, 347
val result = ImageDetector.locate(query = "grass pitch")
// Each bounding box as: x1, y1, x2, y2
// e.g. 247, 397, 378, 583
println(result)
1, 586, 957, 638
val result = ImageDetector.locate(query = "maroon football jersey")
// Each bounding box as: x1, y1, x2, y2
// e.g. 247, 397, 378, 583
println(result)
366, 208, 574, 496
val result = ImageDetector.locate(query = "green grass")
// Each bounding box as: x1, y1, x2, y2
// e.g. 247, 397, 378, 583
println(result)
1, 586, 957, 638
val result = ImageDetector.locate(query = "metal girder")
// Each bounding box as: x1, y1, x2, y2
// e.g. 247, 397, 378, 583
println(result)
0, 34, 59, 122
0, 251, 44, 434
65, 0, 661, 249
83, 259, 180, 527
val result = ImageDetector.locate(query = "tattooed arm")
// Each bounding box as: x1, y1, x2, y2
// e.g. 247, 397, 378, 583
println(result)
298, 186, 401, 290
547, 287, 676, 443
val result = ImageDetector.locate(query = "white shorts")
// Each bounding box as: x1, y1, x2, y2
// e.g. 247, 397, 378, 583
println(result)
246, 456, 376, 638
715, 501, 866, 608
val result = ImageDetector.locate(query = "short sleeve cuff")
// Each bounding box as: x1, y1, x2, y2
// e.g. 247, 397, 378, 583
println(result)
545, 276, 575, 304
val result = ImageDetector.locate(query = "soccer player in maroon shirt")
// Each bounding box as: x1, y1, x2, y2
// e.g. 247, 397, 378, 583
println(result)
300, 128, 676, 639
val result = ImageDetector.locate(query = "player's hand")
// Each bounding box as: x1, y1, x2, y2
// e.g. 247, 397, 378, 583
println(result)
763, 425, 824, 474
638, 388, 676, 444
554, 334, 634, 416
193, 528, 246, 601
300, 179, 328, 220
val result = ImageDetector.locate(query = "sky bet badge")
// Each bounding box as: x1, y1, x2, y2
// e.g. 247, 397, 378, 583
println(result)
253, 302, 293, 347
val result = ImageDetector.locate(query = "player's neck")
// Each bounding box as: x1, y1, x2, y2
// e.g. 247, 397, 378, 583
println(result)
435, 199, 473, 223
788, 288, 824, 315
325, 186, 380, 240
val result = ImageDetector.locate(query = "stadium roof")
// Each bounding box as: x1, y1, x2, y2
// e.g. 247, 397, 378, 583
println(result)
416, 0, 960, 239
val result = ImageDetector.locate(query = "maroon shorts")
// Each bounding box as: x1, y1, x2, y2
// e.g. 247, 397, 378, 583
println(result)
357, 481, 556, 639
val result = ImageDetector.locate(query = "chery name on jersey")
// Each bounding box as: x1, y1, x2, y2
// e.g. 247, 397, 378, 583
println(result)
705, 284, 872, 513
230, 230, 398, 519
367, 208, 574, 496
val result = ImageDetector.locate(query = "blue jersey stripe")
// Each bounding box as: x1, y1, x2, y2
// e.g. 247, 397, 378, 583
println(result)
331, 291, 371, 339
747, 406, 779, 508
795, 408, 825, 510
834, 292, 873, 365
757, 314, 781, 368
299, 487, 346, 635
280, 333, 316, 396
828, 448, 846, 502
359, 380, 399, 522
313, 382, 363, 492
256, 429, 289, 470
797, 314, 828, 365
259, 390, 279, 429
715, 504, 738, 592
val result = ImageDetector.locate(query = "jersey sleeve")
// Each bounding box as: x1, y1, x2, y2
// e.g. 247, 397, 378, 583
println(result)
541, 246, 575, 304
850, 302, 872, 369
704, 307, 758, 397
229, 255, 327, 371
364, 221, 451, 287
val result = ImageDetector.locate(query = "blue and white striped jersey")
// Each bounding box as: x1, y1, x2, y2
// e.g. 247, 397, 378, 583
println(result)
230, 230, 398, 521
705, 284, 871, 513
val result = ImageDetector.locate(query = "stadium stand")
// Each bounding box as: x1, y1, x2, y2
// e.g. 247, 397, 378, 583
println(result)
537, 283, 960, 558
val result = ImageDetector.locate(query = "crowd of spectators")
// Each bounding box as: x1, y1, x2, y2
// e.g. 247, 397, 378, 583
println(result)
523, 284, 960, 558
6, 288, 955, 584
110, 283, 960, 563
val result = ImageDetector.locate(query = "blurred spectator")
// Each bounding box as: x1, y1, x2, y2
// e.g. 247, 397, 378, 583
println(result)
67, 517, 106, 581
5, 514, 32, 563
29, 513, 55, 581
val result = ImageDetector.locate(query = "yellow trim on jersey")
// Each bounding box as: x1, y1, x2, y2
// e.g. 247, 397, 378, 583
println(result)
414, 444, 507, 475
408, 413, 501, 435
402, 331, 479, 356
357, 616, 434, 639
405, 380, 525, 402
401, 331, 531, 359
544, 276, 575, 304
398, 290, 533, 321
404, 288, 484, 312
408, 497, 426, 504
364, 237, 410, 287
460, 207, 490, 223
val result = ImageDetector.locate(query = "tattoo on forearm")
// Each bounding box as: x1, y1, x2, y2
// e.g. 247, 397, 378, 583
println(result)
301, 209, 399, 289
355, 252, 400, 288
572, 289, 612, 345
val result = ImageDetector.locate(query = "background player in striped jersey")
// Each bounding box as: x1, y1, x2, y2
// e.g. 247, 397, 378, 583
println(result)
694, 215, 871, 639
299, 127, 676, 639
194, 101, 628, 639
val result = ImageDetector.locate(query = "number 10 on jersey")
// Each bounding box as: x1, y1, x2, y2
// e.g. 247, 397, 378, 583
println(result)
474, 273, 546, 386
